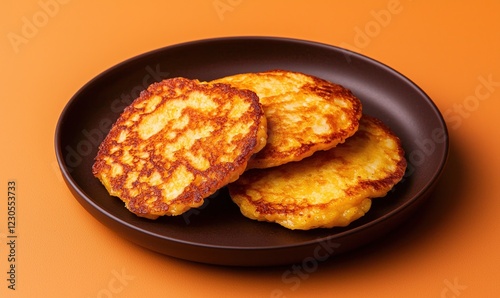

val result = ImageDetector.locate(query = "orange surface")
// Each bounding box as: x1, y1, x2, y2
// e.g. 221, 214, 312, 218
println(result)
1, 0, 499, 297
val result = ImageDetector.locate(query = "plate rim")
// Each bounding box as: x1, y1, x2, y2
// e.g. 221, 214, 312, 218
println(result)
55, 36, 449, 262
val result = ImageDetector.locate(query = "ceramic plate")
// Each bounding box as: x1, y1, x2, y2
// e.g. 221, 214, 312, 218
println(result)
55, 37, 448, 266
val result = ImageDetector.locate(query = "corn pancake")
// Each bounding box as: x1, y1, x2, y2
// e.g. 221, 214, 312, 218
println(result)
92, 78, 267, 219
228, 115, 407, 230
211, 70, 362, 169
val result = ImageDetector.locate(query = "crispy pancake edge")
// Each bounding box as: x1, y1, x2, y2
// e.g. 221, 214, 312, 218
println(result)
212, 69, 363, 169
92, 77, 267, 219
228, 115, 407, 230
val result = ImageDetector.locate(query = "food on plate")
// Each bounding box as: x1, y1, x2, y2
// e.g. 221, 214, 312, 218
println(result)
227, 115, 407, 230
92, 69, 407, 231
211, 70, 362, 169
92, 77, 267, 219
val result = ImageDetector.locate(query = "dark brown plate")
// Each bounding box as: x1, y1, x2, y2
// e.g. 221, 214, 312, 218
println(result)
55, 37, 448, 266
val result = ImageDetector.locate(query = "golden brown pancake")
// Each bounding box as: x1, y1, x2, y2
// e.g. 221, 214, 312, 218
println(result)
228, 115, 407, 230
211, 70, 362, 169
92, 78, 267, 219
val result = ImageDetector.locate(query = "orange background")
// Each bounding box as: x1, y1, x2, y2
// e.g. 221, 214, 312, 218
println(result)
1, 0, 499, 297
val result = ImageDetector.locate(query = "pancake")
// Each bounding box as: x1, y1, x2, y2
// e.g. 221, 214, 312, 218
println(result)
92, 77, 267, 219
227, 115, 407, 230
211, 70, 362, 169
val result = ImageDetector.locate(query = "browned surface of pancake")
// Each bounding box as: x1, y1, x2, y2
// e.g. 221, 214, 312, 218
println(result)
228, 115, 407, 230
92, 78, 267, 219
212, 70, 362, 169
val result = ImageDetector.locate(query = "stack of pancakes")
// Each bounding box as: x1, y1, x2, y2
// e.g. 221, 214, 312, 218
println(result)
93, 70, 407, 230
